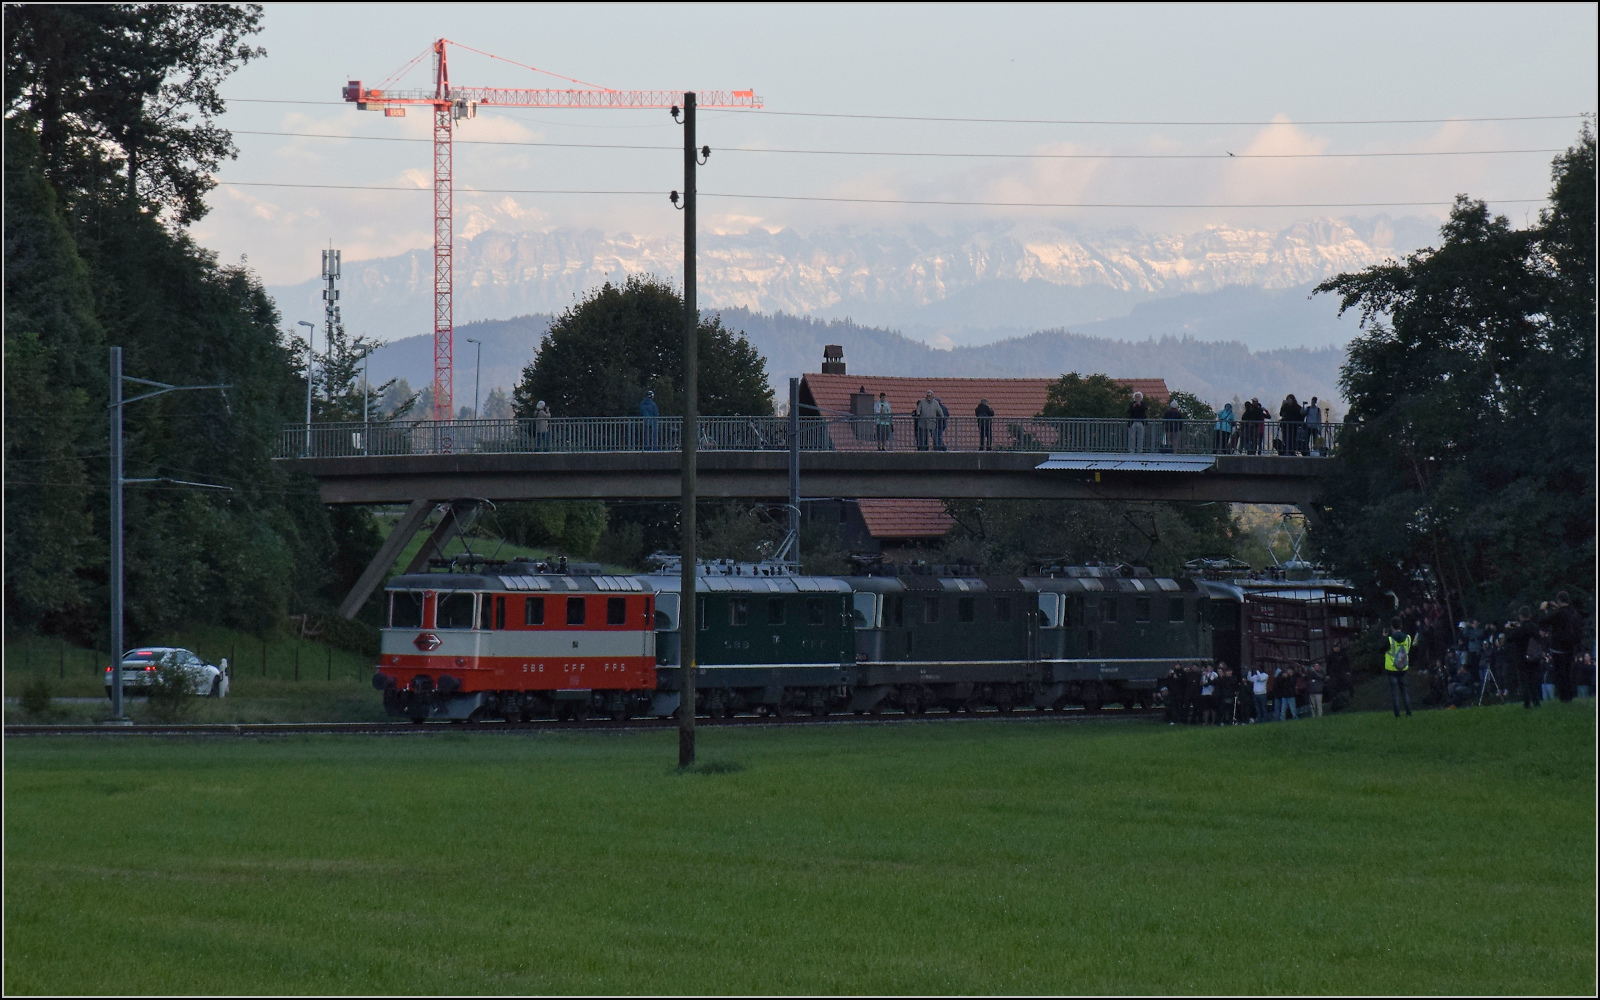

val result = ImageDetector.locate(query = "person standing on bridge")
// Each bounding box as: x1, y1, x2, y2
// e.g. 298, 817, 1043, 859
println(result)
1305, 396, 1323, 456
874, 392, 893, 451
1161, 399, 1184, 454
1278, 394, 1303, 456
914, 391, 939, 451
533, 400, 552, 451
975, 398, 995, 451
934, 395, 950, 451
640, 390, 659, 450
1127, 391, 1148, 453
1242, 397, 1265, 454
1213, 402, 1235, 454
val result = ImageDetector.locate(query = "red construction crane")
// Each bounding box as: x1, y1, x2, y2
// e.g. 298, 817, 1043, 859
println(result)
343, 39, 761, 420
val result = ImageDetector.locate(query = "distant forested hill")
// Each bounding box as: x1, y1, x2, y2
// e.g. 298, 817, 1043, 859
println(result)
368, 308, 1346, 412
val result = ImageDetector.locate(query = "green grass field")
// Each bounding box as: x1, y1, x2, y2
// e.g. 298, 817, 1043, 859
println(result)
4, 705, 1593, 994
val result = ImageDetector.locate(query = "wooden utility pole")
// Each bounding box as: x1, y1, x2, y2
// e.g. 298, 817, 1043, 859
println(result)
678, 92, 699, 767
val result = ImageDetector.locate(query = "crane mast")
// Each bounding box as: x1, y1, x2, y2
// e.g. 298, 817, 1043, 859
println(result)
343, 39, 761, 421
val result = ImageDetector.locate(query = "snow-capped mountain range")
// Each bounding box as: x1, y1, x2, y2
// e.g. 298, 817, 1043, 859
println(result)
268, 216, 1434, 348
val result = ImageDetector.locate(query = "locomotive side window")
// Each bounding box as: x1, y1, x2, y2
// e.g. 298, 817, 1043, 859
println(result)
957, 597, 974, 623
606, 597, 626, 625
1103, 598, 1119, 623
1064, 595, 1083, 627
994, 597, 1011, 623
729, 598, 748, 626
436, 592, 475, 629
808, 598, 827, 625
1037, 593, 1061, 628
768, 598, 785, 625
478, 594, 493, 630
525, 596, 545, 626
495, 596, 507, 630
566, 597, 586, 625
1084, 599, 1099, 624
1135, 597, 1152, 622
1168, 599, 1185, 622
923, 596, 940, 624
888, 595, 905, 628
390, 591, 424, 629
851, 593, 878, 628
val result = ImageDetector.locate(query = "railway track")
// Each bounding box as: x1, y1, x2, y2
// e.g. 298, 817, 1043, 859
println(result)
4, 707, 1161, 738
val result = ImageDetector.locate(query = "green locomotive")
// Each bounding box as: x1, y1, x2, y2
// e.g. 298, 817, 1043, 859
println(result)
649, 560, 1214, 717
648, 561, 855, 718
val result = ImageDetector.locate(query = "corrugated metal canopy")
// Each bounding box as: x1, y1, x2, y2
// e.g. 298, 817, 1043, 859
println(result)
1035, 453, 1217, 472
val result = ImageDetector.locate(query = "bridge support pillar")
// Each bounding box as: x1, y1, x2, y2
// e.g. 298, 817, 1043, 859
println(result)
404, 501, 477, 574
337, 499, 434, 620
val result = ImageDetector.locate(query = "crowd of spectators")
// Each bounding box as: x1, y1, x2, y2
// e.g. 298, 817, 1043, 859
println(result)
1159, 659, 1333, 725
1422, 592, 1593, 709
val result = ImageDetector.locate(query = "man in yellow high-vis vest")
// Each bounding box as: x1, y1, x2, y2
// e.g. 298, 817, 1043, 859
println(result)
1384, 616, 1415, 718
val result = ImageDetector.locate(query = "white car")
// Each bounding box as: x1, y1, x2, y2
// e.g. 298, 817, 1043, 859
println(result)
104, 647, 230, 700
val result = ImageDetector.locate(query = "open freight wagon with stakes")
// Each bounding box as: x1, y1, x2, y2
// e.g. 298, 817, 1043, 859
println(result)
372, 557, 1226, 722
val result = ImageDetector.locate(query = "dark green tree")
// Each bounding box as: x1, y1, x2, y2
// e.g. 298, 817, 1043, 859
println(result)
940, 499, 1240, 577
1167, 390, 1215, 421
514, 274, 773, 418
5, 3, 265, 224
1312, 128, 1595, 620
3, 125, 101, 625
4, 5, 369, 647
1038, 372, 1133, 418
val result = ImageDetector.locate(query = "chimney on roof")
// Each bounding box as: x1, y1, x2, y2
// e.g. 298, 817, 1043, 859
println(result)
821, 344, 846, 375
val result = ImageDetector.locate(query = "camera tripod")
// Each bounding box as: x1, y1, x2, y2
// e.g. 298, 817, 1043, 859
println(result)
1478, 665, 1506, 706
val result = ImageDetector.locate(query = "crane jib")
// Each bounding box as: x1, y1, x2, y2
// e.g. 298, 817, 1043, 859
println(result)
345, 87, 761, 108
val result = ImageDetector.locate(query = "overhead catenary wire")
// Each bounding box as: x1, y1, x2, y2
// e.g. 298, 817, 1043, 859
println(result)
215, 181, 1547, 209
219, 97, 1592, 128
228, 129, 1567, 160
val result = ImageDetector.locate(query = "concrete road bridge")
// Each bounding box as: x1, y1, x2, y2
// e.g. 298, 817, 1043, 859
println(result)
276, 415, 1343, 618
277, 414, 1341, 506
275, 412, 1337, 505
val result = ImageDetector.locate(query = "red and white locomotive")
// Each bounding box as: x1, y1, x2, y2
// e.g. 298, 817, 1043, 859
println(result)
374, 560, 657, 721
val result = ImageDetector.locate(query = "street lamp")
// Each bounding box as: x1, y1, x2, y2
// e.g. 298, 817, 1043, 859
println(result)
106, 346, 230, 722
465, 337, 482, 419
297, 320, 315, 456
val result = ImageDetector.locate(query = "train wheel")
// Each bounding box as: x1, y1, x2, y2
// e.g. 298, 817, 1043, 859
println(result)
1083, 699, 1102, 713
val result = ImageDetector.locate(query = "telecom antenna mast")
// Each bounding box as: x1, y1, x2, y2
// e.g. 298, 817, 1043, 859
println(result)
344, 39, 760, 419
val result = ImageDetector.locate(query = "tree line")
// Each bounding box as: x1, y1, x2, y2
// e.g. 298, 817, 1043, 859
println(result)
4, 4, 387, 646
1312, 128, 1595, 621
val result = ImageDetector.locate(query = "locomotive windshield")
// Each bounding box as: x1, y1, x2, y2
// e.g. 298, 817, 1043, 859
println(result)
436, 592, 475, 629
390, 591, 424, 629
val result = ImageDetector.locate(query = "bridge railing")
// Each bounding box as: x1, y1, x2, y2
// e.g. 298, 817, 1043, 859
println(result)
276, 416, 1344, 459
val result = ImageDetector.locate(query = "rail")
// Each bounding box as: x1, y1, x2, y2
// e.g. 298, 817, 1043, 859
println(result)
276, 415, 1345, 460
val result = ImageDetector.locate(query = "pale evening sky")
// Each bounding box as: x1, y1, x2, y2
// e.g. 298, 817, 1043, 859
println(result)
195, 2, 1598, 286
